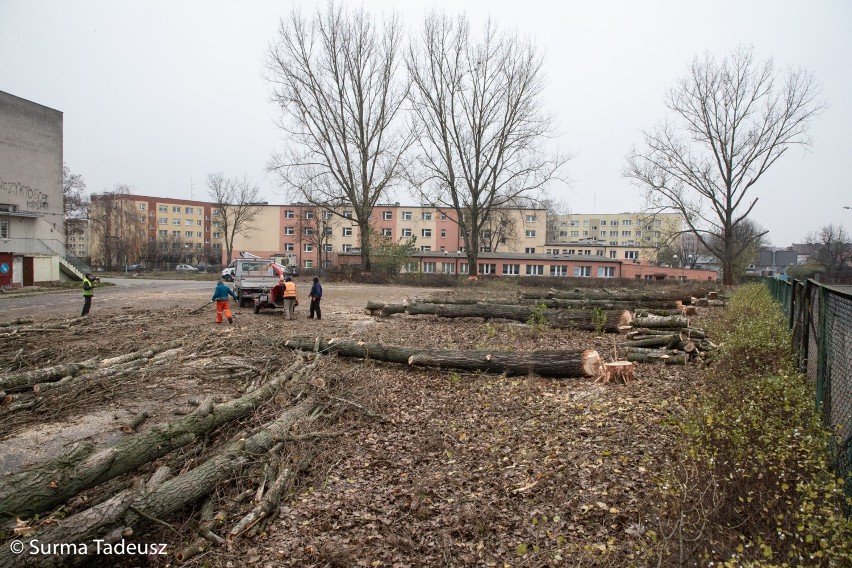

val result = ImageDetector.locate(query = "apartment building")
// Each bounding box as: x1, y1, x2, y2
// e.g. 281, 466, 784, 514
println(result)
231, 203, 547, 270
89, 194, 224, 268
550, 212, 683, 263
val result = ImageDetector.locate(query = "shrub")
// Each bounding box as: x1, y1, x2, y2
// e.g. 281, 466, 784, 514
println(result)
648, 284, 852, 567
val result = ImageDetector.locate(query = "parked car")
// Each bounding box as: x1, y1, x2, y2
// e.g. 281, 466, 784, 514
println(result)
176, 264, 199, 273
126, 264, 145, 272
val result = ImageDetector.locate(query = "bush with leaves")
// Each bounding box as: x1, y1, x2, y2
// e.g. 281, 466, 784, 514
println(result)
647, 284, 852, 567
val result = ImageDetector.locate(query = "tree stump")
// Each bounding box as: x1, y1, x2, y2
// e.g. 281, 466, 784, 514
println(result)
596, 361, 636, 384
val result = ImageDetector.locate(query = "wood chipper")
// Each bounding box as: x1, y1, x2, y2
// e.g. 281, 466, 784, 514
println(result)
252, 263, 293, 314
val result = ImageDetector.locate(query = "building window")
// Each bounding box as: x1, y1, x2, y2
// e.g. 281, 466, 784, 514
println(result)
322, 210, 333, 220
526, 265, 544, 275
609, 250, 617, 259
342, 227, 353, 236
550, 265, 567, 277
284, 243, 294, 251
610, 231, 618, 237
525, 230, 536, 238
598, 266, 616, 278
213, 232, 221, 239
621, 231, 631, 237
441, 212, 447, 221
159, 218, 168, 225
303, 260, 313, 269
383, 211, 392, 220
479, 263, 496, 275
343, 210, 353, 219
571, 231, 579, 237
573, 265, 592, 277
459, 263, 469, 274
526, 215, 537, 222
421, 229, 432, 238
304, 243, 314, 252
441, 229, 446, 239
611, 220, 619, 226
402, 211, 412, 220
284, 227, 294, 235
171, 206, 180, 213
420, 245, 431, 252
441, 262, 454, 274
284, 210, 294, 219
304, 210, 314, 219
172, 230, 181, 237
158, 229, 167, 237
381, 228, 392, 237
173, 219, 182, 225
625, 250, 639, 260
197, 220, 203, 226
185, 219, 194, 226
196, 232, 202, 238
600, 220, 607, 226
422, 212, 432, 221
185, 207, 193, 214
139, 203, 146, 210
401, 228, 412, 237
158, 205, 168, 212
324, 244, 333, 252
502, 264, 520, 275
525, 247, 536, 254
623, 219, 632, 226
304, 228, 314, 236
423, 262, 436, 273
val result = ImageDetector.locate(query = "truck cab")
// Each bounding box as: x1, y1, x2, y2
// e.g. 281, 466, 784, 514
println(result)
232, 258, 295, 307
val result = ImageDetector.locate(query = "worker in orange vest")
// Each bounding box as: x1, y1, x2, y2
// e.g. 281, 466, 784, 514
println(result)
282, 276, 298, 320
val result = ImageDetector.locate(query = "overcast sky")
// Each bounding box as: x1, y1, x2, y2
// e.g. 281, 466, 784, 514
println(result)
1, 0, 849, 246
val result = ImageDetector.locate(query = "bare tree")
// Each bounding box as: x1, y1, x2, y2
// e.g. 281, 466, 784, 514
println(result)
89, 185, 145, 270
806, 224, 852, 280
626, 46, 824, 285
266, 2, 411, 272
206, 173, 262, 265
407, 13, 566, 274
62, 163, 88, 248
541, 197, 570, 243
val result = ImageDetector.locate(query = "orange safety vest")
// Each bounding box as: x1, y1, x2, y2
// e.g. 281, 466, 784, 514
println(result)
283, 281, 297, 298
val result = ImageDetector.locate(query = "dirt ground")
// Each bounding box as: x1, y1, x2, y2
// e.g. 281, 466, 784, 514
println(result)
0, 280, 714, 567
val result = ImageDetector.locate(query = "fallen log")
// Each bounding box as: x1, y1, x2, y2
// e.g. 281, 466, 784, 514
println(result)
0, 358, 310, 523
623, 347, 684, 357
405, 303, 632, 332
285, 337, 602, 377
622, 334, 677, 348
407, 349, 602, 378
631, 314, 689, 329
365, 301, 406, 317
519, 287, 711, 303
626, 351, 688, 365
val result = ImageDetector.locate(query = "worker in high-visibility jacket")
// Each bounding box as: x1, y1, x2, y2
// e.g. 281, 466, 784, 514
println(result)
81, 272, 99, 316
212, 277, 238, 324
282, 276, 298, 320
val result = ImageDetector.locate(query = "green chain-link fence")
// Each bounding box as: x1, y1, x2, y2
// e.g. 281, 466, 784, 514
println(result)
766, 278, 852, 497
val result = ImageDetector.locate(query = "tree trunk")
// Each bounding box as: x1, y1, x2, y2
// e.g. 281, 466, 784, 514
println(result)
626, 351, 688, 365
631, 314, 689, 329
0, 359, 309, 523
407, 349, 602, 378
519, 287, 711, 303
622, 335, 677, 348
284, 337, 602, 377
405, 303, 631, 332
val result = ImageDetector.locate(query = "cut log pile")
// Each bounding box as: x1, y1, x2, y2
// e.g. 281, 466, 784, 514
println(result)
621, 313, 718, 365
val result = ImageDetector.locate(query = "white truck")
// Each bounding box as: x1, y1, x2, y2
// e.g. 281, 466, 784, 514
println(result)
231, 258, 296, 307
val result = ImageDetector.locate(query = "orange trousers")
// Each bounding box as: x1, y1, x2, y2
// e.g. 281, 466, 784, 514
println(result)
215, 301, 233, 322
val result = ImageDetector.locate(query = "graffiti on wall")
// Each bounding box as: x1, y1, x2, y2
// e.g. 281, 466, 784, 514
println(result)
0, 178, 50, 211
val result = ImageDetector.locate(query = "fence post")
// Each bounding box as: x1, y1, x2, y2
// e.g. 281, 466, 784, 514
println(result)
814, 284, 827, 415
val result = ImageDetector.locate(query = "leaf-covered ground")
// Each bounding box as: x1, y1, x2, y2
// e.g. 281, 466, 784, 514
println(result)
0, 281, 716, 567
